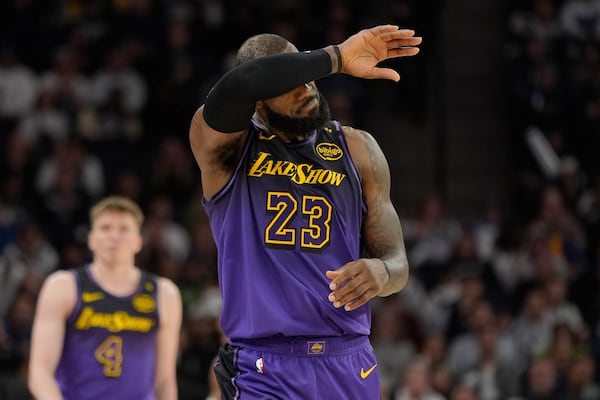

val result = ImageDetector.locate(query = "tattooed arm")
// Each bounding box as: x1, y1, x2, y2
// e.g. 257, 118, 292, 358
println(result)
326, 126, 409, 311
352, 126, 410, 296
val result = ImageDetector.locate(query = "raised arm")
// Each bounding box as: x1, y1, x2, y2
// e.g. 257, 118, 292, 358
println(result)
28, 271, 77, 400
154, 277, 182, 400
189, 25, 421, 199
189, 48, 333, 198
326, 127, 409, 311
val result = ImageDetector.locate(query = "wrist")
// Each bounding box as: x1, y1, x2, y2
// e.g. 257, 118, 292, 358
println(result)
324, 45, 343, 74
332, 45, 343, 73
380, 259, 391, 281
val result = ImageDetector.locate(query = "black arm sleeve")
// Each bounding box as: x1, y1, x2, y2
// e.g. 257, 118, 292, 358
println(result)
202, 49, 332, 133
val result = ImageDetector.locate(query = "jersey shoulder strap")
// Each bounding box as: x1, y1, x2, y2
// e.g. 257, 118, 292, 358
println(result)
139, 270, 159, 297
74, 265, 97, 293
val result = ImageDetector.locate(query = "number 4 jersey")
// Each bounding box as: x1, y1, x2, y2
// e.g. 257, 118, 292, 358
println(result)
203, 120, 369, 340
56, 266, 159, 400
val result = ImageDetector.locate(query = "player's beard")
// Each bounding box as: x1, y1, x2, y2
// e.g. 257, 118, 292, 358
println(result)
263, 92, 331, 141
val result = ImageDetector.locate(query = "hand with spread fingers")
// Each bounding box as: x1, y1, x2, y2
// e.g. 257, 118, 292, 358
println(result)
338, 25, 422, 81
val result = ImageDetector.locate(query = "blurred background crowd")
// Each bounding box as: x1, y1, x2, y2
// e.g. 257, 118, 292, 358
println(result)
0, 0, 599, 399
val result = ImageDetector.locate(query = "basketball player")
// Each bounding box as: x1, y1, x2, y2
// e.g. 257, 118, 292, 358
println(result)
189, 25, 420, 399
28, 196, 182, 400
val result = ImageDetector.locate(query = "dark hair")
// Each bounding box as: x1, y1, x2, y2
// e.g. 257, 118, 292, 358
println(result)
234, 33, 290, 67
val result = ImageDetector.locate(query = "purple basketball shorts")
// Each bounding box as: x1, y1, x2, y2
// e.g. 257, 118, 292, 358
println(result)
214, 335, 381, 399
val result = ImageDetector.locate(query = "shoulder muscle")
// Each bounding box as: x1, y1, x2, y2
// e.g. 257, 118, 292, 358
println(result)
156, 277, 182, 327
341, 125, 391, 193
34, 270, 77, 323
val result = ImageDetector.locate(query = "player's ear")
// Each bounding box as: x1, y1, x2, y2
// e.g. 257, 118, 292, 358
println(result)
135, 234, 143, 254
87, 230, 96, 252
256, 100, 264, 111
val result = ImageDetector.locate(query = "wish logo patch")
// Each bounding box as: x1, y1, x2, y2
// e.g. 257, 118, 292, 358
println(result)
316, 142, 343, 161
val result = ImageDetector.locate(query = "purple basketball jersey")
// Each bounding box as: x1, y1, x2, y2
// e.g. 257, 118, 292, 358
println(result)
55, 266, 159, 400
203, 120, 369, 340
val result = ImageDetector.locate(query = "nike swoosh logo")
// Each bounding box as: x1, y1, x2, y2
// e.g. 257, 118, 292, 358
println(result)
360, 364, 378, 379
82, 292, 104, 302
